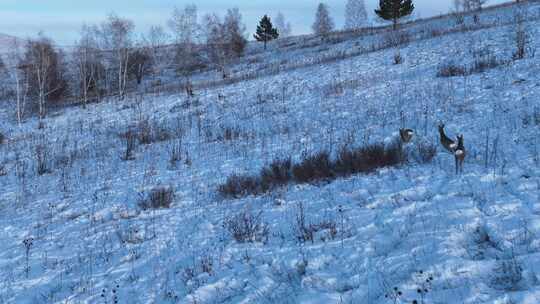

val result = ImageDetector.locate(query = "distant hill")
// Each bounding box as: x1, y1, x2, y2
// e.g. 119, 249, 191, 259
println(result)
0, 33, 24, 53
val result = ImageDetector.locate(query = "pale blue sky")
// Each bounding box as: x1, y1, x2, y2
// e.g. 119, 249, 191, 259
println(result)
1, 0, 505, 45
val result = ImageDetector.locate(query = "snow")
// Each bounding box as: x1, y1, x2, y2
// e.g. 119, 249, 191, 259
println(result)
1, 1, 540, 303
0, 33, 22, 54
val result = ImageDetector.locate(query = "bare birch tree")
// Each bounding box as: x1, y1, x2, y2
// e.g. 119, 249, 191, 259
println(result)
275, 12, 292, 38
313, 3, 335, 36
22, 34, 67, 120
101, 13, 134, 100
345, 0, 368, 30
74, 24, 103, 107
5, 39, 29, 125
146, 25, 170, 78
168, 4, 201, 75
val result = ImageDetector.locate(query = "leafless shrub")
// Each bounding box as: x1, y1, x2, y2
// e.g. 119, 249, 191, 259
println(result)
225, 209, 269, 243
323, 79, 345, 97
0, 161, 6, 176
437, 62, 467, 77
138, 186, 175, 210
14, 152, 28, 182
260, 158, 292, 191
116, 225, 144, 244
218, 174, 261, 198
23, 237, 33, 278
463, 223, 501, 260
414, 141, 437, 163
99, 284, 121, 304
35, 143, 52, 175
453, 12, 465, 26
120, 130, 137, 161
393, 52, 403, 65
138, 119, 152, 145
322, 78, 363, 97
199, 254, 214, 275
490, 258, 524, 291
219, 143, 405, 198
335, 143, 404, 176
295, 201, 314, 243
411, 270, 434, 304
295, 202, 337, 244
383, 31, 410, 48
216, 126, 241, 142
384, 286, 403, 304
523, 107, 540, 128
292, 151, 334, 184
438, 50, 506, 77
152, 124, 172, 143
169, 139, 182, 167
334, 146, 367, 175
512, 11, 533, 61
470, 48, 506, 74
138, 118, 172, 145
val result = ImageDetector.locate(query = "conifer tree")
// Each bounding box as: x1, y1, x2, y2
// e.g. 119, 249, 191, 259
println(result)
253, 15, 279, 50
375, 0, 414, 30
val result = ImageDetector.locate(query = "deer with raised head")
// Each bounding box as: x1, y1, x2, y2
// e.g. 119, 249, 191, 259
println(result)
454, 134, 466, 174
438, 124, 457, 153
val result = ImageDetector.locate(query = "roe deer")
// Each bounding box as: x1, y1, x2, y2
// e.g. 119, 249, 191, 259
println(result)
438, 124, 457, 153
399, 128, 414, 144
454, 135, 466, 174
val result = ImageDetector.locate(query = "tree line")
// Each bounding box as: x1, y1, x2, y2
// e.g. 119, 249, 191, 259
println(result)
0, 0, 493, 124
0, 7, 253, 124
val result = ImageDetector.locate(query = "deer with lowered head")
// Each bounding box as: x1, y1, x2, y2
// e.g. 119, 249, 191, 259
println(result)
386, 128, 415, 162
399, 128, 414, 144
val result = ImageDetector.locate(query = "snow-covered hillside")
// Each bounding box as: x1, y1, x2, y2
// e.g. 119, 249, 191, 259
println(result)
0, 33, 23, 54
1, 2, 540, 303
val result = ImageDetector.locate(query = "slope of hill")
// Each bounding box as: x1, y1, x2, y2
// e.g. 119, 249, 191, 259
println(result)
0, 33, 23, 53
1, 2, 540, 303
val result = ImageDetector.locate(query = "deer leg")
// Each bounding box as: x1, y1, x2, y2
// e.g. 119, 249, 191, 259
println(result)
455, 157, 458, 175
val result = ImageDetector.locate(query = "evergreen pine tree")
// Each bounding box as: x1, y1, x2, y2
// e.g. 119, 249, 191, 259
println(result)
374, 0, 414, 30
253, 15, 279, 50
